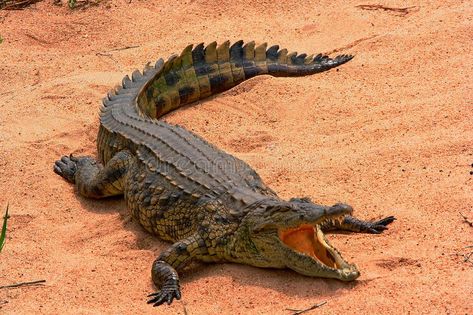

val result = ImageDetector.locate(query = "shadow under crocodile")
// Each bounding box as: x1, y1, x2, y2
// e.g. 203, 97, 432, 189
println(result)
75, 195, 367, 300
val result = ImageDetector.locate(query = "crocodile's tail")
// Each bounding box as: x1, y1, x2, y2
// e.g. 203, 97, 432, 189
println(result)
99, 41, 352, 162
129, 40, 353, 119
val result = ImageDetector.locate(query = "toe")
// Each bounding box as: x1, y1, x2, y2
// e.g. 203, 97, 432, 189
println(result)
53, 164, 63, 175
376, 216, 396, 226
54, 155, 77, 182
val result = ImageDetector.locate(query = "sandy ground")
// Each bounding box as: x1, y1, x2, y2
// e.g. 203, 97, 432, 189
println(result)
0, 1, 472, 314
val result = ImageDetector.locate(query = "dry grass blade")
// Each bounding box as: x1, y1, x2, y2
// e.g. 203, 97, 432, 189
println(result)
0, 204, 9, 253
286, 301, 327, 315
459, 212, 473, 227
0, 0, 42, 10
356, 4, 417, 16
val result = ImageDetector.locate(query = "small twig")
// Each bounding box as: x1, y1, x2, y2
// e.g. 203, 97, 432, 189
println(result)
463, 251, 472, 263
96, 52, 112, 57
325, 34, 378, 55
104, 45, 140, 53
96, 52, 118, 64
454, 246, 473, 266
25, 32, 52, 45
96, 45, 140, 56
462, 246, 473, 264
95, 48, 129, 72
286, 301, 327, 315
356, 4, 417, 16
95, 46, 139, 70
0, 0, 41, 10
0, 279, 46, 289
459, 212, 473, 227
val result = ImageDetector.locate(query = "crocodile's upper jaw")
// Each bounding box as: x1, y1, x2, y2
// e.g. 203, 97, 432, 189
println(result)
278, 221, 360, 281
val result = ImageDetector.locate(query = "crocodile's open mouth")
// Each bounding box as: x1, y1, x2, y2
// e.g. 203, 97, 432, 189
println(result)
279, 224, 342, 268
278, 221, 358, 280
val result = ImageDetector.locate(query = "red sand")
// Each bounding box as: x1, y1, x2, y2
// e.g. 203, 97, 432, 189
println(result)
0, 1, 472, 314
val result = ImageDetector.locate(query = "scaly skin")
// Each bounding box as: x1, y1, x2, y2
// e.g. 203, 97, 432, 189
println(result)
54, 40, 395, 307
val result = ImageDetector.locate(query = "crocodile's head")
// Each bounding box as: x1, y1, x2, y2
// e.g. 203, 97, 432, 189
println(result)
239, 200, 360, 281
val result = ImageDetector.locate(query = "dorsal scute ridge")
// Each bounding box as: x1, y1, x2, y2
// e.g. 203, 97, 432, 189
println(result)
255, 42, 267, 62
216, 41, 231, 63
204, 41, 218, 64
102, 40, 354, 120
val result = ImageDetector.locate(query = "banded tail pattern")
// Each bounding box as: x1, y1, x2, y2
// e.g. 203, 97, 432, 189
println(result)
99, 40, 352, 163
134, 40, 353, 119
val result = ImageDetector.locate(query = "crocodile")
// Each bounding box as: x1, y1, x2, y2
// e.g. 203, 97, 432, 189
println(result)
54, 40, 395, 307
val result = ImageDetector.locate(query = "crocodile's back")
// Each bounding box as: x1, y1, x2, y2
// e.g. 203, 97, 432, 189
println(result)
96, 40, 352, 239
121, 136, 273, 241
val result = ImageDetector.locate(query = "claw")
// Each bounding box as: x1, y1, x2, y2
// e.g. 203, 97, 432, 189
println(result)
148, 294, 166, 307
53, 164, 63, 175
367, 216, 396, 233
368, 228, 382, 234
147, 286, 181, 307
375, 216, 396, 226
373, 225, 388, 231
69, 154, 79, 162
54, 155, 77, 183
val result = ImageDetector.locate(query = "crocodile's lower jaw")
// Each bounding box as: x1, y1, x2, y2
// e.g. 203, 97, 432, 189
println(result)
279, 222, 359, 280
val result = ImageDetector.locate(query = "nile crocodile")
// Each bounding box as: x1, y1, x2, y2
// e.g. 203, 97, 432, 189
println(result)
54, 40, 395, 306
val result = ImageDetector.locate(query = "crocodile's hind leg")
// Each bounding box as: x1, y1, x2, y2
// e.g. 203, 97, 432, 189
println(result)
54, 150, 134, 199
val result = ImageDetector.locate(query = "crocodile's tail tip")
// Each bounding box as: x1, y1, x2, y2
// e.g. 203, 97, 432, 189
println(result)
267, 45, 354, 77
300, 53, 354, 75
314, 53, 354, 68
333, 53, 354, 64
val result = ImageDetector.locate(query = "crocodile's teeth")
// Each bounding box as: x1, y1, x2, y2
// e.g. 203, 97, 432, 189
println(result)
314, 224, 350, 270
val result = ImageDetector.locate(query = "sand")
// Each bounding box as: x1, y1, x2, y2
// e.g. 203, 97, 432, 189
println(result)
0, 1, 472, 314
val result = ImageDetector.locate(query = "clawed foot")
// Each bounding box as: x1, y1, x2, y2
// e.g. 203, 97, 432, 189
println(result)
54, 155, 97, 183
366, 216, 396, 234
54, 155, 78, 183
147, 285, 181, 307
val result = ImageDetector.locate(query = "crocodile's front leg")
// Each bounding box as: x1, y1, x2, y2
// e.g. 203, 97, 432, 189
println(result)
289, 197, 395, 234
323, 215, 396, 234
54, 150, 134, 198
148, 234, 208, 306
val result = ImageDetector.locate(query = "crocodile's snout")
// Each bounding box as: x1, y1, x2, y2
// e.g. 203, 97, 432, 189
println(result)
327, 203, 353, 216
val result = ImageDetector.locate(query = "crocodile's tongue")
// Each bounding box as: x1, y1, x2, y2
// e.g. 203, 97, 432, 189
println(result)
279, 225, 339, 268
